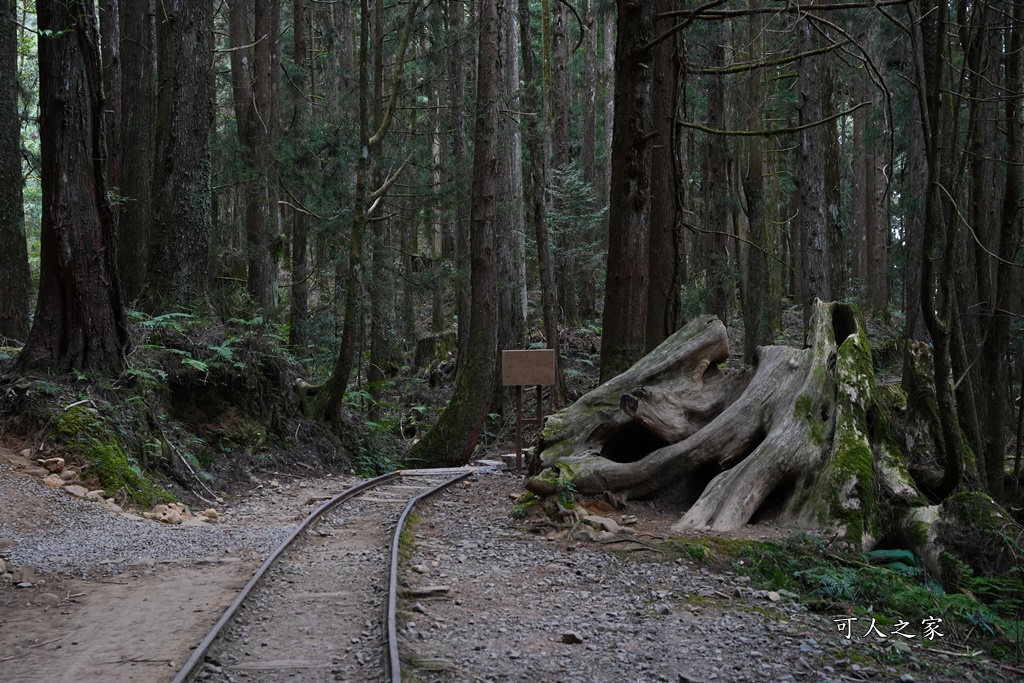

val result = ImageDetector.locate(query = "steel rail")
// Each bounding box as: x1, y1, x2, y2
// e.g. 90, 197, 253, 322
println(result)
386, 469, 474, 683
171, 470, 401, 683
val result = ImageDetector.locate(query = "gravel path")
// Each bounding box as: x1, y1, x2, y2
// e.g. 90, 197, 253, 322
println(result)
399, 473, 1013, 683
0, 452, 1016, 683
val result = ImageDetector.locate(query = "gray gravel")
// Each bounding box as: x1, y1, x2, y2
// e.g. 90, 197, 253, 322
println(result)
0, 460, 292, 578
399, 473, 1008, 683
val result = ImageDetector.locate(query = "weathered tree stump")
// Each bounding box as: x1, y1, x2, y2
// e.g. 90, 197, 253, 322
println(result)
528, 300, 1022, 586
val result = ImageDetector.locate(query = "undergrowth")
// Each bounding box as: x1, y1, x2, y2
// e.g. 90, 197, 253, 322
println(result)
730, 533, 1024, 661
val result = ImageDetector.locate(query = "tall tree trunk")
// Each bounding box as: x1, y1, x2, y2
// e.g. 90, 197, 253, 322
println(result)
496, 0, 526, 379
0, 0, 30, 343
289, 0, 311, 348
448, 0, 471, 367
323, 0, 421, 419
410, 0, 506, 466
99, 0, 120, 211
979, 0, 1023, 502
600, 0, 654, 382
551, 0, 577, 324
852, 65, 868, 292
20, 0, 129, 373
911, 0, 963, 499
146, 0, 213, 310
741, 10, 768, 364
118, 0, 154, 302
520, 0, 567, 407
646, 0, 680, 351
705, 22, 730, 324
798, 15, 830, 332
577, 0, 599, 321
229, 0, 279, 314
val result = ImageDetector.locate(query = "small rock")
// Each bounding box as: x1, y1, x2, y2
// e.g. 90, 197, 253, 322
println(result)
891, 640, 912, 655
795, 656, 811, 671
269, 479, 281, 488
42, 474, 64, 488
202, 508, 219, 521
561, 631, 584, 644
0, 558, 5, 573
85, 489, 106, 502
580, 513, 624, 534
899, 675, 915, 683
411, 564, 429, 574
654, 603, 671, 615
766, 591, 781, 602
620, 515, 638, 525
0, 538, 16, 549
131, 557, 156, 568
678, 674, 704, 683
12, 565, 37, 584
39, 457, 65, 473
63, 484, 88, 498
59, 468, 77, 481
19, 448, 32, 458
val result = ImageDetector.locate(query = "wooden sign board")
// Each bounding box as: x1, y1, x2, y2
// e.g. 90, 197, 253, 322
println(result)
502, 349, 555, 386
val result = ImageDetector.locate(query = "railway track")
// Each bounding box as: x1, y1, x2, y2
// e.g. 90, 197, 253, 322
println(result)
171, 468, 479, 683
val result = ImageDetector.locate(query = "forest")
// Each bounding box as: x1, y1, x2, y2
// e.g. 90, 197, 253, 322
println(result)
0, 0, 1023, 659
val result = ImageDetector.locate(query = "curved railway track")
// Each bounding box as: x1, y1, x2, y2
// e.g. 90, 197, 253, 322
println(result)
171, 468, 477, 683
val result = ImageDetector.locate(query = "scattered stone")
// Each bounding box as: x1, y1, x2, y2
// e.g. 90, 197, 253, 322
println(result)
766, 591, 781, 602
619, 514, 638, 525
654, 603, 671, 615
19, 448, 32, 459
0, 558, 5, 573
131, 557, 156, 568
899, 675, 915, 682
144, 504, 184, 524
202, 508, 220, 521
59, 468, 77, 481
679, 675, 704, 683
42, 474, 64, 488
39, 457, 65, 473
102, 499, 124, 514
561, 631, 584, 644
85, 490, 106, 502
404, 585, 450, 598
580, 513, 625, 534
0, 538, 16, 549
411, 564, 430, 574
12, 564, 37, 584
63, 484, 89, 498
891, 641, 912, 655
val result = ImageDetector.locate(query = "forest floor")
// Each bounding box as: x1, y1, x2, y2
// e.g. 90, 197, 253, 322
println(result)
1, 443, 1021, 683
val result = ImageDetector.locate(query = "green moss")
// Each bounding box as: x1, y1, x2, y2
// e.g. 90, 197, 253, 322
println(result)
794, 392, 825, 444
54, 406, 172, 507
511, 492, 540, 519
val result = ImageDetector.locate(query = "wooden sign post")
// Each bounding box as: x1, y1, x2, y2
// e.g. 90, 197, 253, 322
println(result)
501, 349, 556, 472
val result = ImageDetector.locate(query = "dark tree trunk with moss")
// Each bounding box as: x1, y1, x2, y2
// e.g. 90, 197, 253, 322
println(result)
20, 0, 129, 373
146, 0, 213, 311
0, 0, 30, 344
600, 0, 654, 383
408, 0, 507, 467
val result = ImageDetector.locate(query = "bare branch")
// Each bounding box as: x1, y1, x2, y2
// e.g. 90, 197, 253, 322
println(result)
677, 101, 869, 136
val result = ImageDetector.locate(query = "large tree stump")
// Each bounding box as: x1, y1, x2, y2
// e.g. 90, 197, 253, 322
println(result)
530, 301, 925, 546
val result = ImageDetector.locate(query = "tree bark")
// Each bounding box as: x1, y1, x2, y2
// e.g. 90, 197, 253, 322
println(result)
289, 0, 311, 348
600, 0, 654, 383
117, 0, 154, 302
146, 0, 213, 311
646, 0, 681, 351
228, 0, 279, 314
533, 301, 921, 548
798, 15, 830, 331
409, 0, 506, 467
0, 0, 30, 344
447, 0, 471, 368
520, 0, 568, 407
20, 0, 129, 373
705, 22, 731, 324
551, 0, 577, 324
